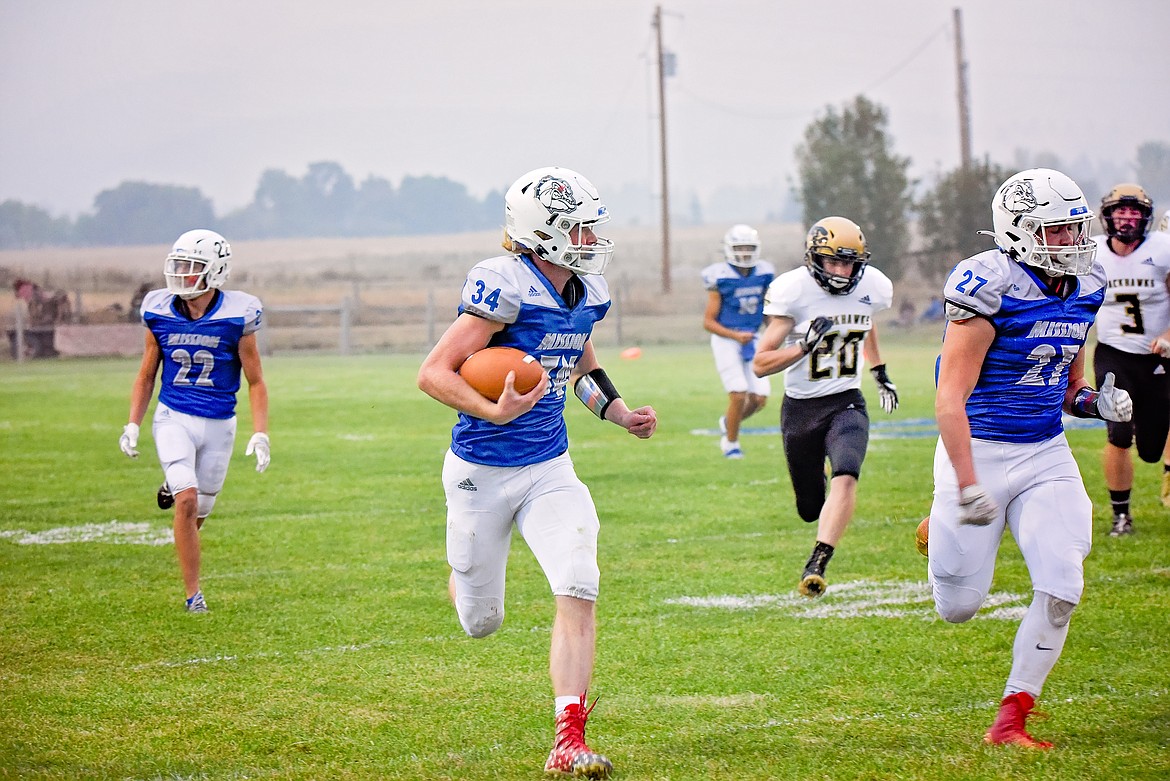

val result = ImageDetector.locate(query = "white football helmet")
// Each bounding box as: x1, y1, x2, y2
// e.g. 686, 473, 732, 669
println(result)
164, 229, 231, 299
989, 168, 1096, 276
504, 167, 614, 275
723, 224, 760, 268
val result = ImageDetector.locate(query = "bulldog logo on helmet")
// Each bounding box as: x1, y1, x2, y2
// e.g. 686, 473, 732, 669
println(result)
1002, 180, 1039, 215
534, 175, 578, 215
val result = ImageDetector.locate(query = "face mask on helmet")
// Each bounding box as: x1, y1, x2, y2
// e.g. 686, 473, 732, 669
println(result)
989, 168, 1096, 276
165, 229, 232, 299
804, 216, 870, 295
723, 224, 760, 268
504, 167, 614, 275
1100, 183, 1153, 243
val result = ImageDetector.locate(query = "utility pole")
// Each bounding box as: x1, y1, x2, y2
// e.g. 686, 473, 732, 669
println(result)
653, 4, 671, 293
953, 7, 972, 170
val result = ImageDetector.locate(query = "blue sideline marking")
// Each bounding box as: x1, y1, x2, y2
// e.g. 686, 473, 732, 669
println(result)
692, 416, 1104, 440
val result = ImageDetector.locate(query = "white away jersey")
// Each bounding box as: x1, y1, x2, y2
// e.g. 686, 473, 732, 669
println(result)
141, 288, 263, 420
452, 254, 611, 467
700, 260, 776, 332
762, 266, 893, 399
1092, 232, 1170, 354
941, 250, 1107, 443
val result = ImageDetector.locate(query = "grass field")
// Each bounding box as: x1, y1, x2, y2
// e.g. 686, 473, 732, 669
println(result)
1, 332, 1168, 780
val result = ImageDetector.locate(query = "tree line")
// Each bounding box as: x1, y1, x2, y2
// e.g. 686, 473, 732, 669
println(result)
3, 95, 1167, 283
0, 163, 502, 251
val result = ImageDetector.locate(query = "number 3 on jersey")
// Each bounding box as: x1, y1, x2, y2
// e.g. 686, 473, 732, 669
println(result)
470, 280, 502, 312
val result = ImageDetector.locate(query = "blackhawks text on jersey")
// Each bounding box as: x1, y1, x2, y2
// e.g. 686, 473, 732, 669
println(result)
1091, 232, 1170, 355
762, 266, 893, 399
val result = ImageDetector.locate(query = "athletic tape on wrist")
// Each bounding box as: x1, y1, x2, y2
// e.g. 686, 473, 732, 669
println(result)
1070, 386, 1100, 419
574, 369, 621, 420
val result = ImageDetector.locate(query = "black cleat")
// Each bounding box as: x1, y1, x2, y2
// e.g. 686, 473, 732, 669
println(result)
157, 483, 174, 510
799, 544, 834, 598
799, 570, 826, 598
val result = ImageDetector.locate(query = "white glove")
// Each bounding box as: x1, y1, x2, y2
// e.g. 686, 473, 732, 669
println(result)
796, 316, 833, 354
245, 432, 270, 473
1097, 372, 1133, 423
1151, 338, 1170, 359
870, 364, 899, 414
119, 422, 139, 458
958, 484, 998, 527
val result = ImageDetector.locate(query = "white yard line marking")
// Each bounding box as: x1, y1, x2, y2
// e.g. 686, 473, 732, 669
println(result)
0, 520, 171, 546
666, 579, 1029, 621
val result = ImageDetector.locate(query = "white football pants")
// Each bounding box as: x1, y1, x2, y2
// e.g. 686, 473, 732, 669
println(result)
927, 433, 1092, 619
711, 334, 771, 396
443, 450, 601, 638
152, 403, 236, 519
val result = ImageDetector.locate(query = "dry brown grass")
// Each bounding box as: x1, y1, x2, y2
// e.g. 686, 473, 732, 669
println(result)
3, 223, 939, 354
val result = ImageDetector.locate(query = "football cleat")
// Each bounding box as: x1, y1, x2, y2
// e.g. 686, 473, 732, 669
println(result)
720, 436, 743, 459
157, 483, 174, 510
1161, 470, 1170, 508
984, 692, 1052, 749
1109, 513, 1134, 537
798, 546, 832, 598
915, 517, 930, 557
799, 571, 826, 597
185, 591, 208, 614
545, 694, 612, 778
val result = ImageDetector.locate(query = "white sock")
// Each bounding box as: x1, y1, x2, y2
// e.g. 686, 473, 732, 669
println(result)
555, 695, 580, 715
1004, 592, 1069, 698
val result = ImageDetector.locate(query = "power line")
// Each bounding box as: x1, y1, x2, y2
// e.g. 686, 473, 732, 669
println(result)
860, 22, 950, 93
669, 21, 952, 121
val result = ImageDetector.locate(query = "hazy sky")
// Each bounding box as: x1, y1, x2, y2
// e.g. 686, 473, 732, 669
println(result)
2, 0, 1168, 220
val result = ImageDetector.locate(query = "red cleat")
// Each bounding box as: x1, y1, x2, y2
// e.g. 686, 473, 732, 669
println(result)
984, 692, 1053, 749
544, 694, 613, 778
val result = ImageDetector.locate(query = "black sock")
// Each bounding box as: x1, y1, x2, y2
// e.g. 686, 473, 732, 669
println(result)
806, 541, 835, 571
1109, 489, 1131, 517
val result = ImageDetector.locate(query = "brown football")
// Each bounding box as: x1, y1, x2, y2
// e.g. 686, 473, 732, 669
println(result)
458, 347, 544, 402
915, 516, 929, 557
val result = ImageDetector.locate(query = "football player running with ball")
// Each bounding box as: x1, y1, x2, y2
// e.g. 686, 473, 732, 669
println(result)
417, 167, 656, 779
928, 169, 1132, 748
119, 230, 270, 614
701, 224, 776, 459
752, 216, 897, 598
1090, 184, 1170, 531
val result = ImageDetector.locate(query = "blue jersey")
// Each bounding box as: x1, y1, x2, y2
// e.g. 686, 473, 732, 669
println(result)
700, 260, 776, 331
141, 288, 263, 420
941, 250, 1107, 443
452, 254, 610, 467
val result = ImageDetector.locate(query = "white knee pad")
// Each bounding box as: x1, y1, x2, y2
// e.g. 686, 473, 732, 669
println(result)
456, 595, 504, 638
197, 492, 218, 520
1044, 592, 1076, 628
933, 578, 985, 624
163, 464, 198, 497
